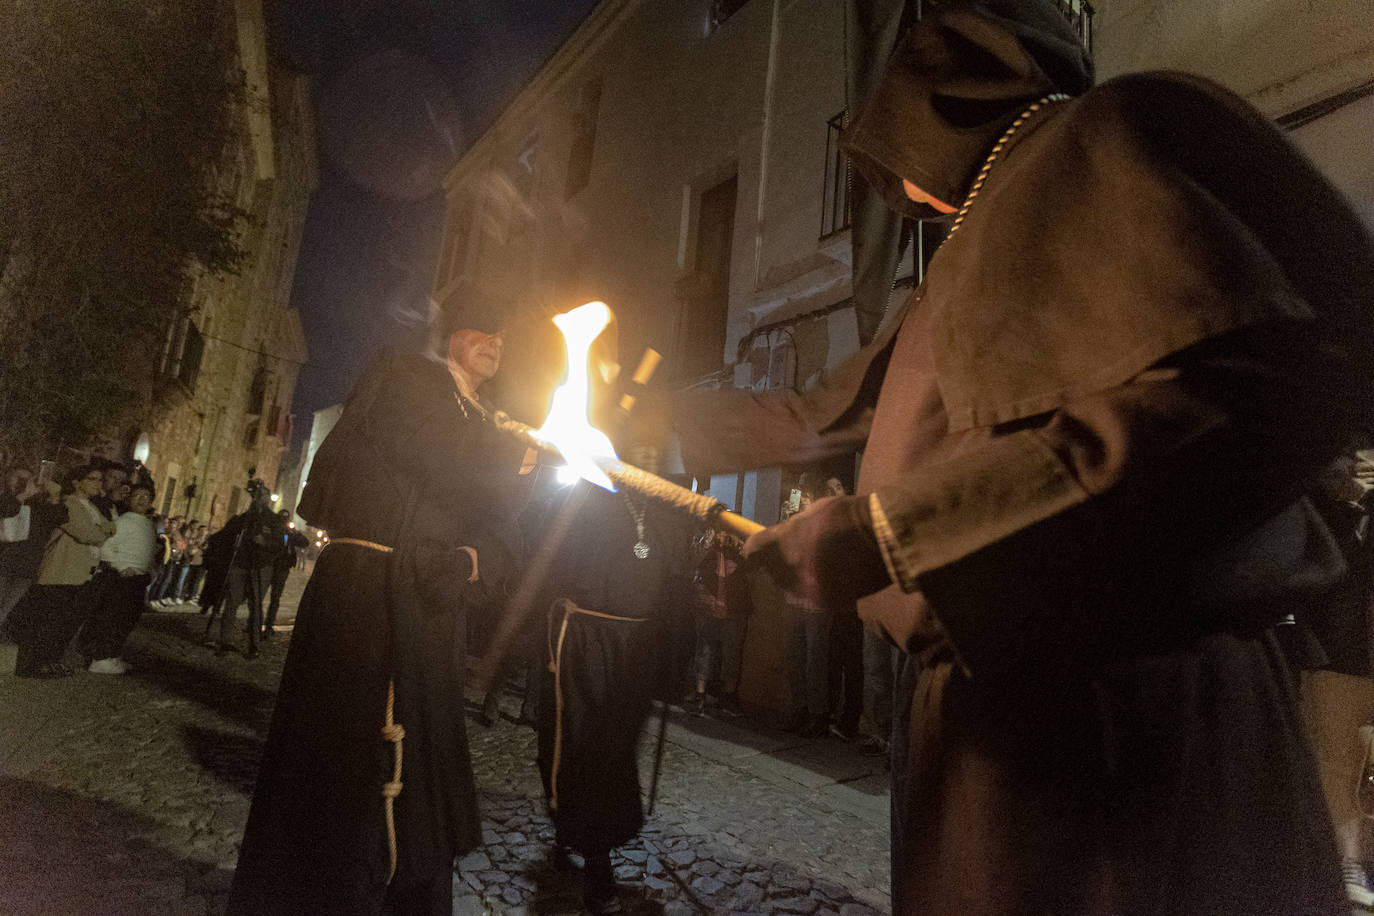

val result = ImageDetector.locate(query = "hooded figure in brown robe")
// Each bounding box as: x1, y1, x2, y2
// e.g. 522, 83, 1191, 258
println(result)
666, 1, 1374, 912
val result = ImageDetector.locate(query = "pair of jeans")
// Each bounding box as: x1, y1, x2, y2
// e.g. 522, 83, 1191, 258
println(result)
82, 569, 151, 660
219, 564, 271, 650
693, 612, 747, 694
863, 628, 899, 739
782, 605, 830, 721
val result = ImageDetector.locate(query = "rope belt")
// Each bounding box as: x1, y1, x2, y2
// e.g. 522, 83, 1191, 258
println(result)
325, 536, 405, 883
545, 598, 650, 811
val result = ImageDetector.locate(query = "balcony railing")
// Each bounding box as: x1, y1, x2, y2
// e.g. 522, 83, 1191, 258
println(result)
820, 111, 850, 239
1051, 0, 1094, 56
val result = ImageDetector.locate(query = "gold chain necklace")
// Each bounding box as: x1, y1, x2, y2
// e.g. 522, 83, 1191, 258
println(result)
947, 93, 1069, 238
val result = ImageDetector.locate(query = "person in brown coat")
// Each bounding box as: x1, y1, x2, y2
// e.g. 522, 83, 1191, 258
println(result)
664, 1, 1374, 912
5, 465, 117, 678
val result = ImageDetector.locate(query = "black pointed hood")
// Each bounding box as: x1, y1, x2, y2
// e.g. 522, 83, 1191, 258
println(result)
843, 0, 1093, 219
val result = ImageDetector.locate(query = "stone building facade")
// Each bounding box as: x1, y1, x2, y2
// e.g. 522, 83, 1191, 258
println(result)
134, 0, 315, 528
436, 0, 1372, 712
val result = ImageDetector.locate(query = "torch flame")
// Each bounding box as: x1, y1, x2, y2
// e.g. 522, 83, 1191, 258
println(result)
534, 301, 618, 490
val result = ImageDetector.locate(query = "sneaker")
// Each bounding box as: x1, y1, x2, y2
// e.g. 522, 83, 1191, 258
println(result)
714, 693, 744, 718
683, 693, 707, 717
88, 657, 130, 675
859, 735, 890, 757
1343, 860, 1373, 908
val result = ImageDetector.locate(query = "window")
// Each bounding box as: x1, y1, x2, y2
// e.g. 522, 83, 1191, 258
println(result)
161, 477, 177, 517
820, 111, 850, 238
160, 315, 205, 392
678, 175, 737, 379
1051, 0, 1094, 56
564, 80, 601, 200
710, 0, 751, 30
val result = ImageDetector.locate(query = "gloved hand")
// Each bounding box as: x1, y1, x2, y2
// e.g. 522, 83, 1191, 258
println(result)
742, 495, 891, 607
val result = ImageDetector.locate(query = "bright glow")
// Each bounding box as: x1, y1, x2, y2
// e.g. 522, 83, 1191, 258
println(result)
533, 301, 618, 491
555, 465, 580, 487
271, 493, 280, 502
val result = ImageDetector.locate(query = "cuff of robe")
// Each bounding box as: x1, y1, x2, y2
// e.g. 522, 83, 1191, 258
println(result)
869, 429, 1087, 594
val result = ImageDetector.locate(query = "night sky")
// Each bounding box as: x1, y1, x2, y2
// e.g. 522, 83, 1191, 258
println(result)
274, 0, 599, 424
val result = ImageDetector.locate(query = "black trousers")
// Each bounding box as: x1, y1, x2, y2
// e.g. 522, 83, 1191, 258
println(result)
219, 565, 270, 650
264, 563, 291, 632
8, 582, 98, 672
82, 569, 151, 660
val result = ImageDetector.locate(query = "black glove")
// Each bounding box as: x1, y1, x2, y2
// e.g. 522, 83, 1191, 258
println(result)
742, 495, 891, 606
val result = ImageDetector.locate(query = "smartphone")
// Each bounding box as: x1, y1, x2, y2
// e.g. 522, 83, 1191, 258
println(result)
787, 488, 801, 514
36, 459, 56, 486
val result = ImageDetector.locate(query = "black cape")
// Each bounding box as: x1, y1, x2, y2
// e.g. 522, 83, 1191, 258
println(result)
229, 352, 525, 916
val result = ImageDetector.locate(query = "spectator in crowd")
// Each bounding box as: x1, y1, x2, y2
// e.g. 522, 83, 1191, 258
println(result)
1297, 450, 1374, 906
173, 522, 208, 605
82, 482, 158, 675
824, 476, 864, 740
0, 466, 41, 629
262, 511, 309, 639
685, 529, 750, 717
779, 480, 830, 737
149, 515, 185, 606
93, 461, 129, 519
197, 518, 236, 615
211, 483, 283, 658
4, 465, 116, 678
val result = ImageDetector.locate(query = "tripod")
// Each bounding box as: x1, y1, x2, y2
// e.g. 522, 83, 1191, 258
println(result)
202, 509, 273, 657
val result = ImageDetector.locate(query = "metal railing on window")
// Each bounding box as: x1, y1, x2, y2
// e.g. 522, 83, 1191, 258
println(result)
1051, 0, 1094, 56
820, 111, 850, 239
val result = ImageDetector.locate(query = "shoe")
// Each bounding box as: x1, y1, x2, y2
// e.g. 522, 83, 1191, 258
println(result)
683, 693, 707, 717
859, 735, 890, 757
583, 852, 622, 915
20, 662, 74, 679
88, 657, 130, 675
714, 692, 744, 718
1343, 860, 1373, 908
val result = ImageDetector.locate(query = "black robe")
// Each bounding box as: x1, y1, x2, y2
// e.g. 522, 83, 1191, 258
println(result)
534, 483, 690, 856
229, 352, 525, 916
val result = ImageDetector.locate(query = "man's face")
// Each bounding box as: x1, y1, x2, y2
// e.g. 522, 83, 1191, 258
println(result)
825, 478, 845, 498
449, 329, 504, 387
103, 468, 128, 496
129, 489, 153, 515
76, 470, 104, 499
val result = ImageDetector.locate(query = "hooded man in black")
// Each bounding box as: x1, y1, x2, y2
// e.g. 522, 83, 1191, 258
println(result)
228, 299, 525, 916
663, 1, 1374, 912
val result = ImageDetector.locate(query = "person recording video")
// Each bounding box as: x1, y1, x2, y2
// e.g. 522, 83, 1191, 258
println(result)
210, 478, 287, 659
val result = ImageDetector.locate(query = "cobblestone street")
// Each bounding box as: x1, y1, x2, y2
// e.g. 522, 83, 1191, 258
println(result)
0, 567, 891, 915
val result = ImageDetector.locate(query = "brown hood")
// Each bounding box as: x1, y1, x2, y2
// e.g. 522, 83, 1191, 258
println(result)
842, 0, 1093, 219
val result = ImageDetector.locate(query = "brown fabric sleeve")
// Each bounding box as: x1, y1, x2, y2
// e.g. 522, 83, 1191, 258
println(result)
874, 322, 1364, 684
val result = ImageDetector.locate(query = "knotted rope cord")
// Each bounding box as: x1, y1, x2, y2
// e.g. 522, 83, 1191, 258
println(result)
382, 680, 405, 882
324, 538, 407, 884
545, 598, 649, 812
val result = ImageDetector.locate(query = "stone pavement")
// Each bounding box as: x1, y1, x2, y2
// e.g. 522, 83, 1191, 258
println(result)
0, 566, 892, 915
